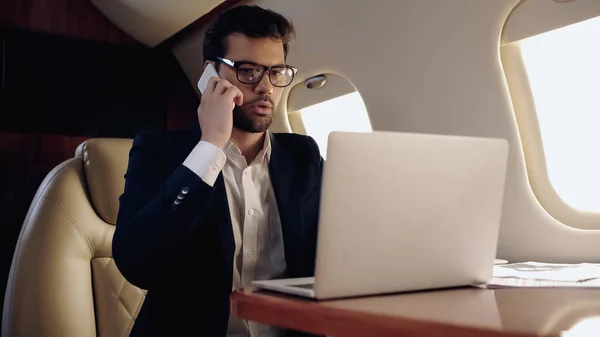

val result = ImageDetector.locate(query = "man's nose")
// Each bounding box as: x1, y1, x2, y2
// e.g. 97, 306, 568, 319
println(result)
254, 72, 274, 95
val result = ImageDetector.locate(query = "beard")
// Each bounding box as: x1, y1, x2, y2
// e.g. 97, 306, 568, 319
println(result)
232, 97, 276, 133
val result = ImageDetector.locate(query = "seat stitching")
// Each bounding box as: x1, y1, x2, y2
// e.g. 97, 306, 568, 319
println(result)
40, 195, 95, 257
116, 294, 134, 320
126, 288, 147, 337
111, 278, 127, 311
107, 278, 127, 337
95, 258, 140, 337
92, 257, 115, 337
102, 258, 111, 270
111, 279, 127, 311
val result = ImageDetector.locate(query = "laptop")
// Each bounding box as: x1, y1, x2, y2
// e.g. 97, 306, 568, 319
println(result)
252, 131, 509, 300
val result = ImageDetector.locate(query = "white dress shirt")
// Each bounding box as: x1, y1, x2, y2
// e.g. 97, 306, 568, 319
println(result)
183, 132, 286, 337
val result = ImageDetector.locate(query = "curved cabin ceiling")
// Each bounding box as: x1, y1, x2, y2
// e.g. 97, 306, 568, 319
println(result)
88, 0, 226, 47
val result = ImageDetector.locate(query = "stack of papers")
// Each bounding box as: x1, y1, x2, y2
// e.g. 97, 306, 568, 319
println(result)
479, 261, 600, 288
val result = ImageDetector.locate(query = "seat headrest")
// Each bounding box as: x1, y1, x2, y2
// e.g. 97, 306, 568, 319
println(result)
76, 138, 133, 225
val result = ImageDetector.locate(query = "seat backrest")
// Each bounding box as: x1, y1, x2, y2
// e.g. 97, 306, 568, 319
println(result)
2, 138, 146, 337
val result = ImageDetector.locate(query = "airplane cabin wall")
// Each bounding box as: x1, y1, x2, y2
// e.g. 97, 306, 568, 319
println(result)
173, 0, 600, 262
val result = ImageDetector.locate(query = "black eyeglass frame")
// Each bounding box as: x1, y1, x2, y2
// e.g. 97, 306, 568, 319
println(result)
215, 57, 298, 87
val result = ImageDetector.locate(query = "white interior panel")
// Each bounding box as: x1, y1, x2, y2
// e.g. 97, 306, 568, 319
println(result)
89, 0, 223, 47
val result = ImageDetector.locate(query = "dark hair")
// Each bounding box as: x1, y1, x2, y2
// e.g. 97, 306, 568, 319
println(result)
203, 5, 295, 64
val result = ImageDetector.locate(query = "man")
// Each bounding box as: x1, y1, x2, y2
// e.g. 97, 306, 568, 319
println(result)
113, 5, 323, 337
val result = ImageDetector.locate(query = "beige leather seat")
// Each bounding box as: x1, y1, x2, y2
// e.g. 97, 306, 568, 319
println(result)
2, 138, 146, 337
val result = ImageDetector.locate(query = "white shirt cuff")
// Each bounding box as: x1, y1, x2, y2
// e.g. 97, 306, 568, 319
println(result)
183, 141, 226, 187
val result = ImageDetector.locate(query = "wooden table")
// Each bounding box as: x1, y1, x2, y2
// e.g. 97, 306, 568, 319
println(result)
230, 287, 600, 337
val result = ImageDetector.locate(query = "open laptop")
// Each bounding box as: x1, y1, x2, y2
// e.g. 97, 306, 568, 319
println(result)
252, 131, 509, 300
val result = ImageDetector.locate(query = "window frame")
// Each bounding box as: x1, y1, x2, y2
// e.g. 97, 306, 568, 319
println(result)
501, 41, 600, 230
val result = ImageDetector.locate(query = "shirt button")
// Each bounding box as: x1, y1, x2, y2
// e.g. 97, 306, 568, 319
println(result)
244, 170, 249, 176
181, 186, 189, 195
248, 209, 255, 216
212, 165, 219, 171
246, 250, 254, 257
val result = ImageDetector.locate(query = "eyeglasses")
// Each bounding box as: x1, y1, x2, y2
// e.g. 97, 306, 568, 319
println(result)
215, 57, 297, 87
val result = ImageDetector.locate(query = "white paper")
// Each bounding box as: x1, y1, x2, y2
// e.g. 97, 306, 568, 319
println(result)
477, 261, 600, 289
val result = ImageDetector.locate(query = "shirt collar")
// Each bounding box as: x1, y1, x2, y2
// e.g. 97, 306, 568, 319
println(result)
223, 131, 272, 164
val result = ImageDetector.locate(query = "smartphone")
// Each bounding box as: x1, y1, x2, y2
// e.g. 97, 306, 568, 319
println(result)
197, 63, 219, 94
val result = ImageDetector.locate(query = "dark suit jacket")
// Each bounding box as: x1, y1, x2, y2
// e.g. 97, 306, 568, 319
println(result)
113, 123, 323, 337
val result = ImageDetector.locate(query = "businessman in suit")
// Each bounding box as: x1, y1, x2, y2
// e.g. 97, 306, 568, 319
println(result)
113, 5, 323, 337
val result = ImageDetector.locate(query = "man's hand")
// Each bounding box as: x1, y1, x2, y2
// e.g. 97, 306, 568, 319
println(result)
198, 77, 244, 148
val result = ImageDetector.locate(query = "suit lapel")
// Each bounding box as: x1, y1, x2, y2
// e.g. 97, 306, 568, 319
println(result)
269, 133, 304, 277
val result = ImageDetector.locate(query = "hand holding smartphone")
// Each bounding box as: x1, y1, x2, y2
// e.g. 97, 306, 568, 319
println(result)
197, 63, 220, 94
197, 63, 238, 111
196, 63, 243, 148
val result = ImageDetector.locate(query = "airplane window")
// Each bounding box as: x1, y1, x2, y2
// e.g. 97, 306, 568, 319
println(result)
521, 17, 600, 212
300, 91, 372, 158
